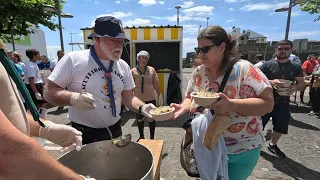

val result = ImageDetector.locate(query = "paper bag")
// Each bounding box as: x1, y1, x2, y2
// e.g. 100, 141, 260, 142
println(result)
202, 113, 231, 150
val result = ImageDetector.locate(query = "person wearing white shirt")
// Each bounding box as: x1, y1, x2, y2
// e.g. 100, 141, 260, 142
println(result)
254, 54, 265, 69
44, 16, 155, 144
50, 50, 65, 110
50, 50, 65, 72
24, 49, 48, 117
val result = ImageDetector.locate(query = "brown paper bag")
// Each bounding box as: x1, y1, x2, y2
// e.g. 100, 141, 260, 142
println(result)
312, 79, 320, 88
202, 112, 231, 150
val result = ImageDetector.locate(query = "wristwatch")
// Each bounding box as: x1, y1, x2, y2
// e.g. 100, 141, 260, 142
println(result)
139, 104, 144, 114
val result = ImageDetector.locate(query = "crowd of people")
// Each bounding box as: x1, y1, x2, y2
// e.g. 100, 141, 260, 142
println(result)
1, 15, 320, 180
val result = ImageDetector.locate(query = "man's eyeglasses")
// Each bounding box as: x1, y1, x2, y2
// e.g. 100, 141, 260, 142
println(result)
194, 44, 216, 54
277, 47, 291, 51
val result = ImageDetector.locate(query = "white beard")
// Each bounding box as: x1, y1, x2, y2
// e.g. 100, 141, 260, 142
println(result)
100, 43, 121, 61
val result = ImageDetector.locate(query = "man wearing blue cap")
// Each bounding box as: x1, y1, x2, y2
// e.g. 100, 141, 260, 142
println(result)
45, 16, 156, 144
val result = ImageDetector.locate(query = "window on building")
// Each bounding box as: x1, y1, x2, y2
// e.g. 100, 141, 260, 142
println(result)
247, 32, 250, 36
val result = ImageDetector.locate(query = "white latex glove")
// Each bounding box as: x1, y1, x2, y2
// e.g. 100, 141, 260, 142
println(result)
70, 92, 95, 110
35, 92, 43, 100
39, 121, 83, 152
158, 94, 163, 106
80, 175, 96, 180
141, 103, 156, 119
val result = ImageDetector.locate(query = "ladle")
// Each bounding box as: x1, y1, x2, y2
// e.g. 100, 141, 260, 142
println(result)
93, 103, 131, 148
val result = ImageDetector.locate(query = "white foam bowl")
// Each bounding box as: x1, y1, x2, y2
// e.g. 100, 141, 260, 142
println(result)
149, 106, 175, 121
190, 92, 220, 107
279, 79, 293, 88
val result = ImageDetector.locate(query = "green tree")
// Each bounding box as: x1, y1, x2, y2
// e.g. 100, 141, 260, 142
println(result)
0, 0, 65, 42
300, 0, 320, 21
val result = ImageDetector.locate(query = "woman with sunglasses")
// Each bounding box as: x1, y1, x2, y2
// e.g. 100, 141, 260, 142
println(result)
170, 26, 274, 180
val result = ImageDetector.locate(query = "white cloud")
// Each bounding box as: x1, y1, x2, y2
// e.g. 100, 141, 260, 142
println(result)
123, 18, 153, 26
91, 12, 133, 26
167, 7, 172, 10
150, 16, 166, 20
229, 8, 234, 11
240, 3, 274, 11
115, 1, 120, 4
290, 11, 301, 17
240, 2, 289, 11
94, 1, 98, 4
166, 5, 214, 22
224, 0, 248, 3
226, 19, 234, 23
183, 37, 197, 53
289, 30, 320, 38
180, 1, 195, 8
183, 5, 214, 16
158, 1, 164, 5
78, 32, 83, 37
138, 0, 157, 6
183, 24, 201, 34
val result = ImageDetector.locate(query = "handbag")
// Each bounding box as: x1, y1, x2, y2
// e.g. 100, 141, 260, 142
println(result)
312, 78, 320, 88
180, 59, 238, 178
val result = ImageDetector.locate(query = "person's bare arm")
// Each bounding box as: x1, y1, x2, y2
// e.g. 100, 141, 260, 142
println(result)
152, 71, 161, 95
26, 113, 44, 137
0, 110, 82, 180
121, 89, 145, 113
29, 77, 38, 93
44, 80, 73, 106
230, 87, 274, 116
294, 76, 306, 91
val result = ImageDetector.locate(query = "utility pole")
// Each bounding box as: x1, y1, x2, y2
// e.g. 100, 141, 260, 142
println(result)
70, 32, 76, 51
206, 17, 209, 27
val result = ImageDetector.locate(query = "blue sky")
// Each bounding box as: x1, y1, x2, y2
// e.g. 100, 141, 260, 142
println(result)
42, 0, 320, 59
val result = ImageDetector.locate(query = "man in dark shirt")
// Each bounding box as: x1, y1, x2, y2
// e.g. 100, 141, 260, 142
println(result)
37, 55, 50, 70
260, 40, 305, 158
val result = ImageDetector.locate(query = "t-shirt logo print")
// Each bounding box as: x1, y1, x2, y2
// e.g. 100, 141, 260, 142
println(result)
101, 76, 116, 109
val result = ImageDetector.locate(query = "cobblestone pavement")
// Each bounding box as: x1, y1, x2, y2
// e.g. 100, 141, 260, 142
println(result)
42, 92, 320, 180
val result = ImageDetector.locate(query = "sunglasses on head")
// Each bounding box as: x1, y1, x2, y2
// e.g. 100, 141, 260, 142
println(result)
277, 47, 291, 51
194, 44, 216, 54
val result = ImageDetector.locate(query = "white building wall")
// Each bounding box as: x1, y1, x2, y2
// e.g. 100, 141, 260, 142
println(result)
4, 28, 47, 62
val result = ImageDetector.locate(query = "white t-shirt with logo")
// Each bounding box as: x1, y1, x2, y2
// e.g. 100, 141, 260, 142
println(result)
48, 49, 135, 128
24, 61, 43, 84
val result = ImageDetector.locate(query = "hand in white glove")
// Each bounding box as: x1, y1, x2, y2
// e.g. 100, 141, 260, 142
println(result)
70, 92, 95, 110
158, 94, 163, 106
39, 121, 83, 152
141, 103, 156, 119
80, 175, 96, 180
35, 92, 43, 100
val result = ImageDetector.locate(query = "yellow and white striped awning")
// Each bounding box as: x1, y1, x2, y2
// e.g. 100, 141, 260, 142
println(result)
81, 26, 183, 45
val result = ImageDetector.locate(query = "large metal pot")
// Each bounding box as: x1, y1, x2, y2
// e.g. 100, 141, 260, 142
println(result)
58, 140, 154, 180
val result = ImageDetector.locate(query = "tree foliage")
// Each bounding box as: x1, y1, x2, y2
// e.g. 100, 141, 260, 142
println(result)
300, 0, 320, 21
0, 0, 65, 41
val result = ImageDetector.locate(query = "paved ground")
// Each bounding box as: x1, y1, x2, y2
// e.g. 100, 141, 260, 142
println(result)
41, 90, 320, 180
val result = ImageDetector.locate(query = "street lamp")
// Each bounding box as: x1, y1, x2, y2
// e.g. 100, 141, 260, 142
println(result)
275, 0, 308, 40
206, 17, 209, 27
198, 25, 202, 34
175, 5, 181, 26
43, 2, 73, 52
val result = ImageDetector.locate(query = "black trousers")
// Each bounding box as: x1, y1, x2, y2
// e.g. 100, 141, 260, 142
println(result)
71, 120, 122, 145
136, 100, 156, 139
312, 87, 320, 113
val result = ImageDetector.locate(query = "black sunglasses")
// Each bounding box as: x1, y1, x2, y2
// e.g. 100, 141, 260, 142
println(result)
194, 44, 216, 54
277, 47, 291, 51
